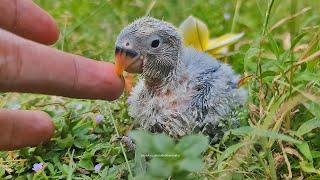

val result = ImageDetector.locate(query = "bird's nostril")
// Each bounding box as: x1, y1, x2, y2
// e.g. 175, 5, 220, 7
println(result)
115, 46, 138, 57
126, 49, 138, 57
115, 46, 121, 54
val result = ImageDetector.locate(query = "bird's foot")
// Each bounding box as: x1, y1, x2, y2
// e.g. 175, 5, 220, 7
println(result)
114, 136, 136, 151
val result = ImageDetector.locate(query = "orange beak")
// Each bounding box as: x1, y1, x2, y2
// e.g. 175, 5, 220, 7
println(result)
114, 46, 143, 76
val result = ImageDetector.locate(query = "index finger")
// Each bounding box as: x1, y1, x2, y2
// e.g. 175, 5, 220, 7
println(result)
0, 29, 124, 101
0, 0, 59, 45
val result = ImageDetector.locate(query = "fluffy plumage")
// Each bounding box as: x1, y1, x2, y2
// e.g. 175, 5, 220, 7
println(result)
116, 17, 247, 143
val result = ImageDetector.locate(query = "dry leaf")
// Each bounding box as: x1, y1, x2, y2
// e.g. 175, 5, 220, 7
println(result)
238, 74, 253, 87
282, 32, 291, 50
284, 147, 304, 160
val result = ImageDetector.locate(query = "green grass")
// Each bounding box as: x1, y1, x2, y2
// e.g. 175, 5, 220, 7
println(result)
1, 0, 320, 179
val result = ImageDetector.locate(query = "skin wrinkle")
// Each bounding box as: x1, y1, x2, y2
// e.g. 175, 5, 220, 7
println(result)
0, 29, 13, 85
0, 30, 21, 85
11, 0, 19, 32
0, 38, 9, 83
12, 38, 23, 83
72, 56, 79, 95
8, 114, 15, 150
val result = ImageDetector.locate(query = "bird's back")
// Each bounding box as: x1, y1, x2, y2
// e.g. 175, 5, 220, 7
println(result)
181, 47, 247, 142
182, 47, 240, 87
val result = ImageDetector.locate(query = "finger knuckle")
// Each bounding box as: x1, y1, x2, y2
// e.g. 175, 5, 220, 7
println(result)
0, 31, 23, 85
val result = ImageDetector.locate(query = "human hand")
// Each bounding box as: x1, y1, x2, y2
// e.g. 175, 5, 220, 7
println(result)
0, 0, 124, 150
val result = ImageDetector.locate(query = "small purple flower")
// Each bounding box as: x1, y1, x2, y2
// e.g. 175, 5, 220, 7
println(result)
32, 163, 43, 172
75, 104, 83, 110
94, 163, 102, 173
95, 114, 104, 123
127, 96, 134, 105
224, 13, 231, 20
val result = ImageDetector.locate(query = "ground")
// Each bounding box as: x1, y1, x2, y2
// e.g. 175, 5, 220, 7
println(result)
1, 0, 320, 179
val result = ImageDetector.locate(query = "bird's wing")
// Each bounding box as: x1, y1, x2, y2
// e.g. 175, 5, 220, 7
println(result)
182, 47, 247, 142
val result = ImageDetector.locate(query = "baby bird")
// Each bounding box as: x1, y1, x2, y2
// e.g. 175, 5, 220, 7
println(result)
115, 17, 247, 143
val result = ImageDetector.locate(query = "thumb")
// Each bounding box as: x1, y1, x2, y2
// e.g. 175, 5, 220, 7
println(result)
0, 109, 54, 151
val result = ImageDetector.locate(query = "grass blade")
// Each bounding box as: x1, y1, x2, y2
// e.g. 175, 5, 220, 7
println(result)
296, 118, 320, 137
230, 126, 301, 144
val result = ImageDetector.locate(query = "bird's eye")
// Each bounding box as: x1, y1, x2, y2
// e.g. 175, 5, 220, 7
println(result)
151, 39, 160, 48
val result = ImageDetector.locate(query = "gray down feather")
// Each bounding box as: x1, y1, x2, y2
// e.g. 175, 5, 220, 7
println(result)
116, 17, 247, 143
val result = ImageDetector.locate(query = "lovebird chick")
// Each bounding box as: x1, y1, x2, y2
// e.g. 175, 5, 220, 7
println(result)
114, 17, 247, 143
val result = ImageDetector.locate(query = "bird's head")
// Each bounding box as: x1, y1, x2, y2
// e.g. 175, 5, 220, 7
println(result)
114, 17, 182, 83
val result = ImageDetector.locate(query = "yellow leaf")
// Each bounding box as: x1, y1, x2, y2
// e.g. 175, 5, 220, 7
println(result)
208, 47, 229, 56
179, 16, 209, 51
206, 33, 244, 54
